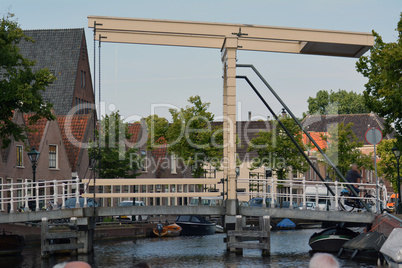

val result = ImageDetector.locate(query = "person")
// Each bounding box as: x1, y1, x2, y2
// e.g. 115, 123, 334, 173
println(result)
53, 261, 91, 268
345, 163, 363, 197
309, 253, 340, 268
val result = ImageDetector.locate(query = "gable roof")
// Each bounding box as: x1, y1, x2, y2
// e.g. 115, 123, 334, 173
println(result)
302, 113, 390, 145
302, 132, 327, 151
18, 28, 84, 115
23, 114, 48, 150
127, 123, 141, 145
57, 114, 91, 171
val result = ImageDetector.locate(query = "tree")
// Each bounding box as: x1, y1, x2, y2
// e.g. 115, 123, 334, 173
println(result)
376, 139, 398, 192
320, 122, 373, 180
161, 95, 223, 178
0, 13, 56, 148
356, 13, 402, 146
145, 114, 169, 149
306, 89, 369, 116
89, 112, 140, 178
248, 117, 309, 181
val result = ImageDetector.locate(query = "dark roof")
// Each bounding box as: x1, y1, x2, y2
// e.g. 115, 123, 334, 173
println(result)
302, 113, 390, 145
18, 28, 84, 115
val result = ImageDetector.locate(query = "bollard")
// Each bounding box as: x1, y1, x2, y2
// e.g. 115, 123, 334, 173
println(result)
36, 182, 40, 211
75, 177, 80, 208
24, 180, 29, 211
62, 183, 66, 209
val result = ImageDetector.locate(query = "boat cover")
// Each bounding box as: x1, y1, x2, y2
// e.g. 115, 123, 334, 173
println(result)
276, 218, 296, 228
380, 228, 402, 263
343, 231, 387, 251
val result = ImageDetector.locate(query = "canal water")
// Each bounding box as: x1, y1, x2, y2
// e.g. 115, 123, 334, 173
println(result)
1, 229, 377, 268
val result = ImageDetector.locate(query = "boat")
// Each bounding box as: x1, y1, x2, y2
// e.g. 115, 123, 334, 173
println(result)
153, 223, 182, 237
338, 231, 387, 262
215, 224, 224, 233
175, 215, 216, 236
276, 218, 296, 230
309, 226, 359, 252
380, 228, 402, 267
0, 230, 25, 256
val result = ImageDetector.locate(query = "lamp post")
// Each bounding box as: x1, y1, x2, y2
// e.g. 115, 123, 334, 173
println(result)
392, 146, 401, 213
28, 148, 40, 198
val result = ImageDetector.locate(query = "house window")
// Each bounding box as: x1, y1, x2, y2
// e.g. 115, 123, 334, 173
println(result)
83, 71, 86, 89
81, 70, 84, 88
171, 154, 177, 174
140, 150, 147, 172
16, 145, 23, 167
49, 145, 57, 169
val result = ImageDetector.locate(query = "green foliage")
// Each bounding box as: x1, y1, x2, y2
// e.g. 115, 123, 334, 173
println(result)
0, 13, 56, 148
89, 112, 140, 178
377, 139, 399, 192
322, 122, 373, 180
306, 89, 369, 116
248, 117, 309, 181
161, 95, 223, 178
356, 13, 402, 145
145, 114, 169, 149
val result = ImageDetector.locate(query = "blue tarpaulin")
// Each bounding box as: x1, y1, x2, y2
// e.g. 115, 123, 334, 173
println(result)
277, 218, 296, 229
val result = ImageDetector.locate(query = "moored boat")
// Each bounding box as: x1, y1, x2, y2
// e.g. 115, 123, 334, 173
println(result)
309, 226, 359, 252
0, 230, 25, 256
153, 223, 182, 237
380, 228, 402, 268
175, 215, 215, 236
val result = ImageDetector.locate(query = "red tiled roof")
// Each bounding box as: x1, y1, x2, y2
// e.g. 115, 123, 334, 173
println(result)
57, 114, 91, 171
127, 123, 141, 144
23, 114, 48, 149
151, 136, 168, 170
303, 132, 328, 151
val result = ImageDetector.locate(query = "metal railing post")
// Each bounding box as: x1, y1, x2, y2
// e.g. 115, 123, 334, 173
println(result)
53, 180, 58, 207
24, 179, 29, 211
262, 179, 266, 208
335, 180, 339, 211
289, 181, 294, 209
83, 183, 88, 208
75, 177, 80, 208
315, 184, 319, 211
36, 182, 40, 211
9, 183, 14, 213
270, 178, 275, 208
302, 178, 306, 210
62, 183, 66, 209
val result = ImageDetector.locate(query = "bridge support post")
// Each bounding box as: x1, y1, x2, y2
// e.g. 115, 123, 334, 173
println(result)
76, 217, 95, 254
260, 215, 270, 256
222, 35, 238, 229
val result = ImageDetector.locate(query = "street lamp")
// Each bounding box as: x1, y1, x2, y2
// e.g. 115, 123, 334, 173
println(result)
392, 146, 401, 212
28, 147, 40, 197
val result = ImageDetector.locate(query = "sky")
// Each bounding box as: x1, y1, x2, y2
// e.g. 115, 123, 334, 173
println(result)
2, 0, 402, 122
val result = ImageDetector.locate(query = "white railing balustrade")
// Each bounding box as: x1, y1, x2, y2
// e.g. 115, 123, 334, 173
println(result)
237, 177, 388, 213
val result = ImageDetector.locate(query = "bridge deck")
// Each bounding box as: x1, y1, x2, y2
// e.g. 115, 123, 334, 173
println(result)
0, 206, 375, 224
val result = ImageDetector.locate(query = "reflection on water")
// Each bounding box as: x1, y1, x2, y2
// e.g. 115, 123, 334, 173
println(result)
0, 229, 377, 268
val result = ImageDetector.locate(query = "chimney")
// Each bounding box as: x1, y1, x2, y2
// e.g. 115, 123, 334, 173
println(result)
281, 108, 287, 118
248, 111, 252, 121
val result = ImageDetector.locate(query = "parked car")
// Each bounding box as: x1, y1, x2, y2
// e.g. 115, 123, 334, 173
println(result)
114, 200, 148, 221
64, 198, 97, 209
248, 197, 277, 207
281, 201, 299, 209
189, 197, 223, 206
299, 201, 316, 210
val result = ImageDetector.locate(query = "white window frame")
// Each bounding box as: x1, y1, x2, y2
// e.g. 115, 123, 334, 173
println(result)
49, 144, 58, 169
16, 145, 23, 167
171, 154, 177, 174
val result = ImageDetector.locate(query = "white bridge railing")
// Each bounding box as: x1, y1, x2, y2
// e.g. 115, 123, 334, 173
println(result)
0, 178, 84, 213
237, 178, 388, 213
